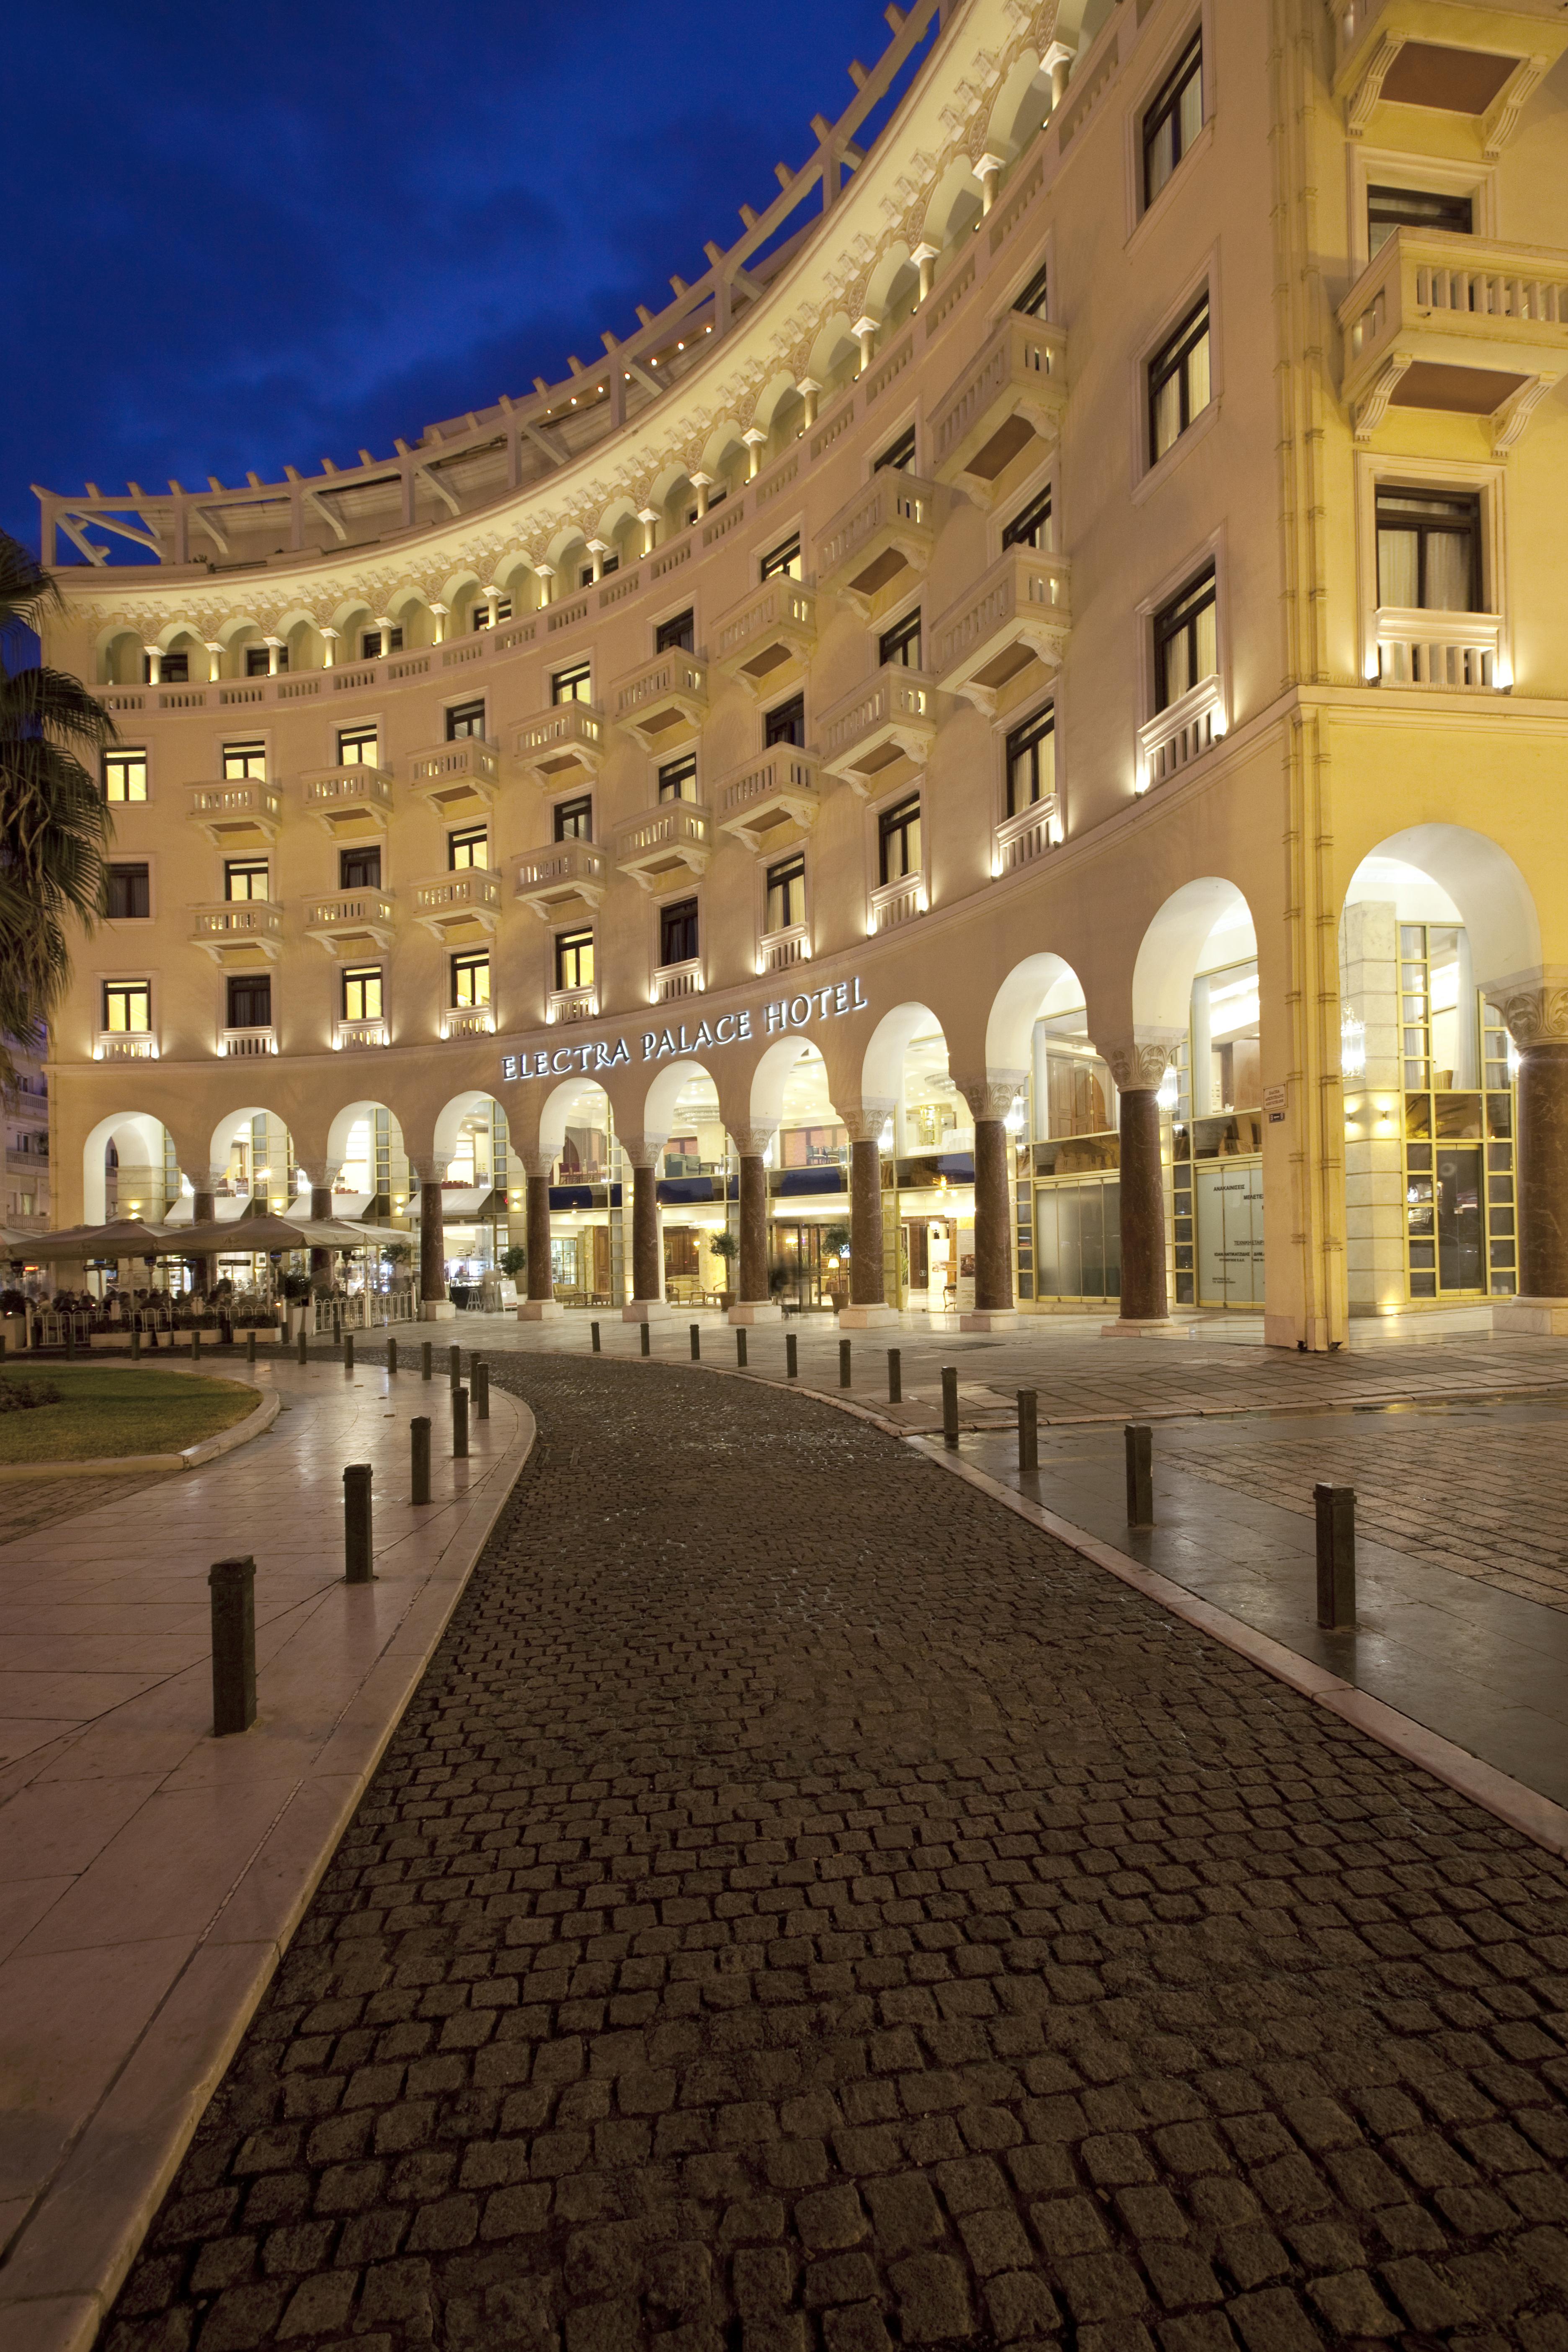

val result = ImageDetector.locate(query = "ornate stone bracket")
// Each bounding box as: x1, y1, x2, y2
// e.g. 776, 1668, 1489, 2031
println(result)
1492, 373, 1559, 459
1353, 351, 1413, 442
1345, 31, 1406, 137
1484, 57, 1547, 160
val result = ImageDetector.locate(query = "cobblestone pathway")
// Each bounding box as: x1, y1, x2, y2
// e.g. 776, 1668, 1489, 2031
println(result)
104, 1357, 1568, 2352
0, 1466, 173, 1546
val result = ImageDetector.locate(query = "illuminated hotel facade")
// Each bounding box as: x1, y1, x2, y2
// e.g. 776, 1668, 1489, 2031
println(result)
33, 0, 1568, 1340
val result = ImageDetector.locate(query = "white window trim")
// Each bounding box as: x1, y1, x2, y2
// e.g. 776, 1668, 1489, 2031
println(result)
106, 853, 157, 926
1344, 147, 1498, 284
216, 727, 274, 780
864, 779, 928, 935
1134, 526, 1231, 793
1123, 3, 1216, 252
94, 969, 159, 1057
651, 601, 699, 659
757, 846, 812, 974
550, 920, 600, 1021
652, 886, 704, 989
335, 714, 386, 766
103, 744, 153, 805
1354, 450, 1512, 691
549, 658, 594, 704
441, 693, 489, 735
1130, 244, 1224, 502
552, 790, 596, 844
990, 450, 1059, 566
990, 694, 1063, 868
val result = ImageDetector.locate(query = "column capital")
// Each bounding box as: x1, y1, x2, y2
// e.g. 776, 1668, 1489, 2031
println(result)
1105, 1032, 1185, 1091
620, 1134, 666, 1170
838, 1101, 895, 1145
955, 1075, 1026, 1125
295, 1160, 343, 1191
520, 1152, 556, 1182
731, 1125, 778, 1159
183, 1166, 230, 1195
1482, 967, 1568, 1048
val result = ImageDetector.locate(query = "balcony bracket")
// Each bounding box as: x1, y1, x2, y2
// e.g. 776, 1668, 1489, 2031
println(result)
1492, 369, 1559, 456
1352, 350, 1414, 441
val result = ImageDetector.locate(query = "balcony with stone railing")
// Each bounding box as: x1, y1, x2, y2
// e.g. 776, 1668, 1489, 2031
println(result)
443, 1006, 496, 1042
411, 869, 503, 945
93, 1030, 158, 1062
1328, 3, 1565, 154
654, 957, 704, 1003
407, 737, 501, 819
1339, 227, 1568, 448
334, 1016, 389, 1051
514, 840, 609, 918
712, 580, 818, 696
868, 872, 926, 936
303, 888, 397, 957
220, 1026, 278, 1059
515, 702, 607, 785
1136, 675, 1228, 794
615, 801, 713, 889
301, 765, 394, 836
547, 984, 599, 1025
715, 748, 823, 852
610, 650, 709, 753
930, 314, 1067, 497
187, 781, 283, 847
820, 668, 938, 792
931, 547, 1071, 714
190, 900, 284, 967
993, 795, 1061, 877
759, 925, 810, 975
1372, 606, 1506, 690
815, 472, 938, 616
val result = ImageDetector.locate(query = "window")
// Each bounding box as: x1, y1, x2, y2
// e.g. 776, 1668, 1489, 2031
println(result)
451, 952, 490, 1008
1143, 32, 1203, 208
448, 825, 489, 871
222, 740, 266, 781
554, 795, 593, 841
878, 795, 922, 885
1154, 566, 1218, 711
1002, 487, 1054, 553
244, 644, 286, 676
660, 897, 699, 967
687, 486, 726, 527
1006, 707, 1057, 816
766, 853, 806, 934
656, 610, 694, 655
760, 533, 802, 583
879, 610, 921, 669
338, 724, 379, 766
340, 845, 382, 891
580, 554, 620, 587
225, 859, 269, 902
764, 694, 805, 749
874, 426, 917, 475
343, 967, 382, 1023
658, 755, 698, 802
1376, 487, 1480, 612
472, 596, 512, 630
160, 650, 190, 683
446, 697, 486, 740
551, 660, 592, 706
1013, 260, 1050, 319
361, 625, 402, 660
1148, 295, 1212, 464
107, 863, 150, 920
227, 974, 272, 1030
103, 750, 147, 804
1369, 184, 1473, 258
555, 929, 594, 991
103, 980, 150, 1034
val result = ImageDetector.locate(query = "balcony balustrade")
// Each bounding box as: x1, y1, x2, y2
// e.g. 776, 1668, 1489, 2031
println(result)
93, 1031, 157, 1062
712, 580, 818, 696
515, 701, 607, 784
303, 888, 397, 957
1372, 606, 1506, 690
814, 472, 938, 614
220, 1026, 278, 1059
610, 650, 710, 751
334, 1017, 389, 1051
760, 926, 809, 975
820, 668, 937, 792
1136, 676, 1228, 794
993, 796, 1060, 877
547, 984, 600, 1024
868, 874, 926, 935
615, 801, 713, 890
301, 764, 394, 836
930, 314, 1067, 495
187, 781, 282, 847
716, 748, 823, 851
1339, 229, 1568, 448
190, 900, 284, 967
444, 1006, 496, 1041
411, 869, 503, 944
514, 841, 609, 918
407, 737, 500, 818
655, 958, 704, 1003
931, 547, 1071, 712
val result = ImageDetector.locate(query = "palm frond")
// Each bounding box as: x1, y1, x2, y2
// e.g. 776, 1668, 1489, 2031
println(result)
0, 663, 119, 749
0, 534, 62, 645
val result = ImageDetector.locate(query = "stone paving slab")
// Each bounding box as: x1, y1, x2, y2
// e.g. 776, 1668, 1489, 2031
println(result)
0, 1358, 534, 2352
100, 1353, 1568, 2352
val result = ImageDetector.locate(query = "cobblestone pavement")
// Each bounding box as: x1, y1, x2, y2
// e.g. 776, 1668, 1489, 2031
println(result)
103, 1356, 1568, 2352
0, 1466, 173, 1546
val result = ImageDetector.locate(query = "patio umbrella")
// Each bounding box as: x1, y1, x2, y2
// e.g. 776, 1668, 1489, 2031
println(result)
172, 1213, 313, 1255
31, 1218, 172, 1258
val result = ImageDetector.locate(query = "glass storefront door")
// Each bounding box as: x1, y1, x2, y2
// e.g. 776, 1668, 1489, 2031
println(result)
1194, 1160, 1265, 1305
1035, 1177, 1121, 1302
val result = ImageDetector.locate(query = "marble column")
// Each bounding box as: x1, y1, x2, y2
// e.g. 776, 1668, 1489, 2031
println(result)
186, 1166, 222, 1295
621, 1137, 671, 1322
1106, 1039, 1182, 1334
958, 1080, 1024, 1331
413, 1164, 455, 1320
1488, 974, 1568, 1334
300, 1165, 340, 1294
728, 1126, 781, 1325
839, 1103, 898, 1328
517, 1153, 562, 1321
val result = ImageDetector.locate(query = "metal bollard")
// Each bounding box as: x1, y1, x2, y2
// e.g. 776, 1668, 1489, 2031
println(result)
591, 1320, 601, 1353
421, 1339, 432, 1381
1315, 1484, 1357, 1629
887, 1347, 901, 1404
690, 1322, 701, 1362
1125, 1424, 1154, 1527
736, 1327, 748, 1368
333, 1306, 341, 1343
640, 1322, 651, 1358
1018, 1389, 1038, 1475
343, 1463, 374, 1584
449, 1343, 462, 1390
297, 1326, 308, 1366
839, 1338, 851, 1390
786, 1332, 798, 1380
65, 1322, 75, 1363
344, 1332, 354, 1374
387, 1336, 398, 1375
411, 1416, 431, 1504
132, 1326, 142, 1361
474, 1359, 490, 1421
192, 1324, 201, 1361
941, 1365, 959, 1448
453, 1385, 469, 1460
209, 1555, 257, 1737
246, 1328, 256, 1365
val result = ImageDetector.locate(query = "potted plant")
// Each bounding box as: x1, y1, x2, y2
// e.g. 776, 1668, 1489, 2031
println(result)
708, 1228, 738, 1310
500, 1244, 527, 1281
822, 1222, 852, 1314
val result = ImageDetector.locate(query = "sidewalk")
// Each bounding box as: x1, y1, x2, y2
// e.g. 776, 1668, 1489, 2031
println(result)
0, 1353, 534, 2352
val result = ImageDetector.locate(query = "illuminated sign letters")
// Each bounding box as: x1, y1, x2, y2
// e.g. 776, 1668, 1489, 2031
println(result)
501, 975, 869, 1083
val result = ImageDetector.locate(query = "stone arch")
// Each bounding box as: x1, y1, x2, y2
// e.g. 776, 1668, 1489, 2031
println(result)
431, 1088, 504, 1174
861, 1001, 944, 1105
1343, 823, 1540, 988
97, 626, 143, 684
865, 243, 918, 328
804, 315, 858, 397
922, 158, 982, 256
536, 1074, 609, 1162
81, 1110, 167, 1225
696, 421, 748, 491
985, 952, 1084, 1076
747, 1035, 812, 1129
640, 1058, 716, 1141
1131, 878, 1258, 1036
986, 51, 1053, 160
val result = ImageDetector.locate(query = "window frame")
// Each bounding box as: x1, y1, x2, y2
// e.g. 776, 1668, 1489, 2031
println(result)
221, 738, 268, 781
1011, 258, 1051, 321
342, 965, 383, 1024
226, 972, 273, 1032
655, 609, 695, 655
106, 862, 151, 921
763, 694, 805, 750
1346, 147, 1494, 278
1152, 563, 1219, 715
877, 792, 923, 889
447, 824, 490, 872
658, 754, 699, 804
1146, 292, 1213, 468
658, 893, 700, 971
759, 532, 802, 584
445, 696, 487, 741
337, 722, 381, 768
873, 424, 918, 476
101, 977, 152, 1036
1374, 484, 1483, 614
1352, 451, 1509, 686
553, 794, 593, 842
1130, 252, 1223, 499
554, 926, 595, 994
763, 851, 807, 940
339, 844, 383, 893
878, 609, 922, 671
224, 858, 270, 904
450, 950, 491, 1010
1004, 705, 1057, 820
103, 748, 149, 805
1140, 27, 1204, 212
550, 659, 592, 706
1001, 484, 1055, 555
361, 624, 403, 661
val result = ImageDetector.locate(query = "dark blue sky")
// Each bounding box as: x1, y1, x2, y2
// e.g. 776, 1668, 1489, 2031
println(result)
6, 0, 916, 557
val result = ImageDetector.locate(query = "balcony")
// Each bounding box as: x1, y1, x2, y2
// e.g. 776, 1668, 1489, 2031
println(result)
443, 1006, 496, 1042
220, 1026, 278, 1059
407, 738, 500, 819
93, 1031, 157, 1062
931, 547, 1072, 713
190, 900, 284, 967
411, 869, 502, 945
716, 748, 823, 852
516, 702, 607, 785
930, 315, 1067, 495
615, 801, 713, 890
1329, 3, 1566, 154
1136, 675, 1228, 794
868, 874, 926, 935
610, 651, 710, 752
187, 782, 282, 848
547, 984, 600, 1024
514, 841, 609, 919
815, 472, 938, 615
1339, 230, 1568, 449
654, 958, 704, 1003
760, 925, 809, 975
712, 580, 818, 696
304, 888, 397, 958
1372, 606, 1506, 690
302, 764, 394, 837
820, 668, 938, 793
994, 796, 1061, 877
334, 1017, 389, 1051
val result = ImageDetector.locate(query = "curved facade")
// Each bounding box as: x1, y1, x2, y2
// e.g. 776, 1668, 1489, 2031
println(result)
35, 0, 1568, 1342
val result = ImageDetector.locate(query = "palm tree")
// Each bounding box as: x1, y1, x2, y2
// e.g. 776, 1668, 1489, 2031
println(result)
0, 531, 116, 1089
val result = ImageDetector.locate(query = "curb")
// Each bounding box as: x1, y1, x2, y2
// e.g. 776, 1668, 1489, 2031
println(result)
0, 1378, 280, 1480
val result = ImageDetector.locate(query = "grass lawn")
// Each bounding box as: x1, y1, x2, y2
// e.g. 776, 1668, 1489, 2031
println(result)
0, 1367, 261, 1465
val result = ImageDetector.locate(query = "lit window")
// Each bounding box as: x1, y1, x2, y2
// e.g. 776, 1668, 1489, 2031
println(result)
472, 596, 512, 630
103, 980, 150, 1033
1143, 32, 1203, 208
227, 974, 272, 1030
146, 650, 189, 683
107, 864, 150, 920
446, 697, 485, 740
760, 534, 802, 583
764, 695, 805, 749
361, 625, 402, 660
103, 750, 147, 803
1148, 297, 1212, 464
879, 611, 921, 670
1013, 260, 1050, 319
660, 897, 699, 967
555, 929, 594, 991
1005, 707, 1056, 816
766, 854, 805, 935
451, 952, 490, 1008
338, 725, 379, 766
551, 660, 591, 705
1153, 567, 1218, 711
874, 426, 917, 475
448, 826, 489, 871
659, 756, 698, 802
225, 860, 269, 903
222, 740, 266, 781
656, 610, 694, 655
343, 967, 382, 1022
1369, 184, 1473, 258
878, 795, 921, 885
1376, 487, 1480, 612
554, 795, 593, 841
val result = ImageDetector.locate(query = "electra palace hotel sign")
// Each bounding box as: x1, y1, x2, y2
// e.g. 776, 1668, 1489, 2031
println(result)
501, 976, 872, 1083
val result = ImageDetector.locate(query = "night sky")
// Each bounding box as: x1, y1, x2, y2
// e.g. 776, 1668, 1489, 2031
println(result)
6, 0, 924, 558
